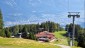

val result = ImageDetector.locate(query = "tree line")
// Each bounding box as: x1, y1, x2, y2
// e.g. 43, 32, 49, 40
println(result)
4, 21, 63, 38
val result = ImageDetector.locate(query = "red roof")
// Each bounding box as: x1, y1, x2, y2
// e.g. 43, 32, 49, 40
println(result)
35, 31, 55, 40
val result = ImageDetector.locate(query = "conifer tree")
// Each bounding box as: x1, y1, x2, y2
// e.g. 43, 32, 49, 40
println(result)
0, 10, 5, 37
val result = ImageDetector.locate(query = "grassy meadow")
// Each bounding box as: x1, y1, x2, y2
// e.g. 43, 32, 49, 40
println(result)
53, 31, 68, 45
0, 31, 81, 48
0, 37, 60, 48
53, 31, 81, 48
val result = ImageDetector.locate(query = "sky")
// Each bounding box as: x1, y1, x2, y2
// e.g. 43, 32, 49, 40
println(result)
0, 0, 85, 28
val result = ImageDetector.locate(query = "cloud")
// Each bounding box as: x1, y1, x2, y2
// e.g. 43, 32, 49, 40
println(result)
8, 13, 23, 16
28, 0, 41, 6
28, 15, 43, 23
40, 10, 85, 27
2, 0, 84, 28
4, 20, 29, 27
38, 0, 42, 3
41, 13, 69, 23
4, 10, 85, 27
41, 13, 57, 21
32, 11, 37, 13
4, 0, 17, 7
4, 13, 84, 28
4, 19, 42, 27
5, 1, 13, 6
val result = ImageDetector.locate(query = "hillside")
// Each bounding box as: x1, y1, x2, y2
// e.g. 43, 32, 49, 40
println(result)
53, 31, 68, 45
0, 37, 60, 48
53, 31, 81, 48
0, 31, 81, 48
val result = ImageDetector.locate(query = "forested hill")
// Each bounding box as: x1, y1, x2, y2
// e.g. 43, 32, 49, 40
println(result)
4, 21, 64, 38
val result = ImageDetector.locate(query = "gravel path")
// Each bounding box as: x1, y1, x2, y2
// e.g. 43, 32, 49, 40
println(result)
56, 44, 71, 48
49, 43, 71, 48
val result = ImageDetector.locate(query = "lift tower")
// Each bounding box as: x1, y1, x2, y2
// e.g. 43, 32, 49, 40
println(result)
68, 12, 80, 46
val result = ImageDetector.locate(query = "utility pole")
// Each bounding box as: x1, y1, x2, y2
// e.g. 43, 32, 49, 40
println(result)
68, 12, 80, 46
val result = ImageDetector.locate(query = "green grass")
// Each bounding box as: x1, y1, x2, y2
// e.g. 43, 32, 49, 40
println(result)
54, 31, 67, 38
0, 37, 60, 48
0, 31, 81, 48
53, 31, 81, 48
53, 31, 69, 45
